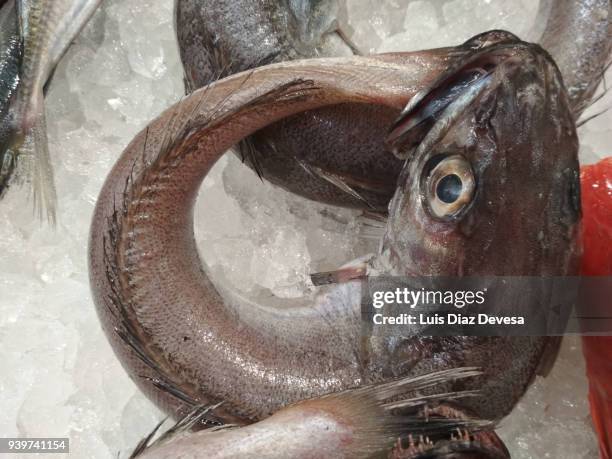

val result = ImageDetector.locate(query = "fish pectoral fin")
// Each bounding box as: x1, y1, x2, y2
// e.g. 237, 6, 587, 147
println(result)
237, 137, 265, 180
355, 211, 388, 240
297, 160, 378, 209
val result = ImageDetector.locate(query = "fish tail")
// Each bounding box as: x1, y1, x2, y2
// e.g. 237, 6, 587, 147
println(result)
12, 97, 57, 224
30, 106, 57, 224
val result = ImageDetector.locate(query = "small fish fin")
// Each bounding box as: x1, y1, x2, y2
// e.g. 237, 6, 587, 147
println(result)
355, 210, 388, 240
297, 160, 376, 208
299, 368, 494, 458
128, 417, 166, 459
129, 404, 232, 459
29, 106, 57, 224
359, 210, 388, 224
577, 105, 612, 128
16, 103, 57, 224
237, 137, 265, 180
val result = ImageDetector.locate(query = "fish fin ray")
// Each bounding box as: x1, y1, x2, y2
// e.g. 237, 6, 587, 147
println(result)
30, 107, 57, 224
237, 137, 265, 180
297, 160, 376, 208
577, 106, 612, 128
128, 404, 231, 458
15, 103, 57, 224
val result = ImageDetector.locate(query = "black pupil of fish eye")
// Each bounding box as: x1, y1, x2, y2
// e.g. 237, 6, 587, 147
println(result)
436, 174, 463, 203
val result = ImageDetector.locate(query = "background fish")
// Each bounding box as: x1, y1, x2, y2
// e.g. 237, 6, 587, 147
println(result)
0, 0, 102, 222
0, 1, 22, 205
176, 0, 611, 212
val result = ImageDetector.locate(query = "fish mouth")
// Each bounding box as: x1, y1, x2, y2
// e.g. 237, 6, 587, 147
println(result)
385, 30, 529, 159
393, 403, 510, 459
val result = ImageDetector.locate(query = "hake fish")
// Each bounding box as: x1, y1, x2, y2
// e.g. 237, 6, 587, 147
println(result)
88, 32, 579, 434
0, 0, 102, 222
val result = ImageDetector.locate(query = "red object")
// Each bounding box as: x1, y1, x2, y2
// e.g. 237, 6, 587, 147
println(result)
581, 157, 612, 459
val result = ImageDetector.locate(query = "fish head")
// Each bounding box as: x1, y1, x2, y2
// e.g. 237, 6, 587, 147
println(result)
382, 31, 581, 278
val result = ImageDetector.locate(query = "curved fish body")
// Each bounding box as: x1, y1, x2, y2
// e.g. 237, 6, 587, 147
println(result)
89, 33, 580, 430
176, 0, 611, 211
0, 0, 102, 221
132, 369, 508, 459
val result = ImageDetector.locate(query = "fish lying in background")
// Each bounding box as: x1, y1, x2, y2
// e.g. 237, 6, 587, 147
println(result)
176, 0, 611, 212
176, 0, 355, 90
89, 30, 579, 444
0, 0, 102, 222
175, 0, 402, 211
130, 369, 509, 459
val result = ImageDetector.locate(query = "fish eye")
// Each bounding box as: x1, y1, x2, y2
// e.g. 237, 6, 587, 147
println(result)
423, 155, 475, 219
436, 174, 462, 203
